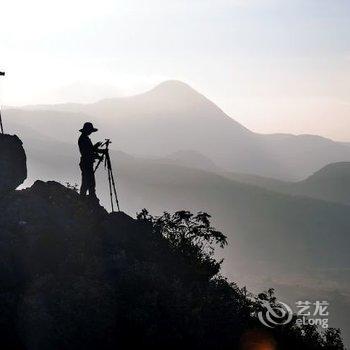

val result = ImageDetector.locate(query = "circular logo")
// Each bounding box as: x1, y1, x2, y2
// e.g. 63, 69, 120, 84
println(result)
258, 300, 293, 328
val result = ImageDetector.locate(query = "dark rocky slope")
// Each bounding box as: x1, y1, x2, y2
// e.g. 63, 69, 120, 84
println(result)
0, 135, 344, 349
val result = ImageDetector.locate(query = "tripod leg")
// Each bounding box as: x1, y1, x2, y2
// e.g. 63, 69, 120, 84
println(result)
110, 173, 120, 212
107, 158, 120, 211
107, 167, 114, 212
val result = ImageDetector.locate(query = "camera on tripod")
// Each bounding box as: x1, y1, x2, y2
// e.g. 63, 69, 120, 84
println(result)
94, 138, 120, 212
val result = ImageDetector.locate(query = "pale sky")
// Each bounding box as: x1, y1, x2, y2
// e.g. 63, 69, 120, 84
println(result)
0, 0, 349, 140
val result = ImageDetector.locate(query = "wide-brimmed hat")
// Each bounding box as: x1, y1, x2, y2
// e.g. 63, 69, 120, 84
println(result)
79, 122, 98, 133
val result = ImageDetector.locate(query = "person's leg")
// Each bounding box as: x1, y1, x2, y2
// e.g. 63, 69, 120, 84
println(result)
80, 164, 88, 196
86, 164, 97, 198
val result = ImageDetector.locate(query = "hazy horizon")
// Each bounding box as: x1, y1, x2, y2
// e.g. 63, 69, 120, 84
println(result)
1, 0, 349, 141
4, 79, 350, 144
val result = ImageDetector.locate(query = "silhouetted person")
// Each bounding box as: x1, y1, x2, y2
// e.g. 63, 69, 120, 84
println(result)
78, 122, 103, 199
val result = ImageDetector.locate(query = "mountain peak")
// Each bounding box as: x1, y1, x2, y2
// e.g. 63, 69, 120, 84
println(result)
152, 80, 195, 91
149, 80, 201, 98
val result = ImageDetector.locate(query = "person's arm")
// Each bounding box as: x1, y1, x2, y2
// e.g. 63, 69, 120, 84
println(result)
94, 142, 105, 154
93, 142, 106, 158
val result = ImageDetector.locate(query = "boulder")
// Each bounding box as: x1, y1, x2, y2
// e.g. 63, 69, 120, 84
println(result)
0, 134, 27, 192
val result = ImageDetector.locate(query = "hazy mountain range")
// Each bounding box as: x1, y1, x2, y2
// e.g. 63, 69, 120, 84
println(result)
10, 80, 350, 181
4, 80, 350, 344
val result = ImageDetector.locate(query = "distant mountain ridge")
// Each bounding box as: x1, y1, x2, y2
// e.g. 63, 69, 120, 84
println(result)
225, 162, 350, 205
9, 80, 350, 180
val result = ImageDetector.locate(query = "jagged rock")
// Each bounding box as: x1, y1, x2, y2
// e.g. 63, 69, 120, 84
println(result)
0, 134, 27, 192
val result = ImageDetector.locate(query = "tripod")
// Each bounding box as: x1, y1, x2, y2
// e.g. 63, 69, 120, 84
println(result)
94, 139, 120, 212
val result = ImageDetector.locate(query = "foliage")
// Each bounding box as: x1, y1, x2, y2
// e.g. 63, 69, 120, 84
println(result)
137, 209, 227, 280
322, 328, 345, 350
65, 182, 79, 192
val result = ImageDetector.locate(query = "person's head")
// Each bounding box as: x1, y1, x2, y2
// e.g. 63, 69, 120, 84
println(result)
79, 122, 98, 135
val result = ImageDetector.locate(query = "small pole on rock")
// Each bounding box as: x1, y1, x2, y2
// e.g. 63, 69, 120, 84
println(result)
0, 71, 5, 134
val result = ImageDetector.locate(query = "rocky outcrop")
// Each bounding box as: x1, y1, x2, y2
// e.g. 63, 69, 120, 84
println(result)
0, 134, 27, 192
